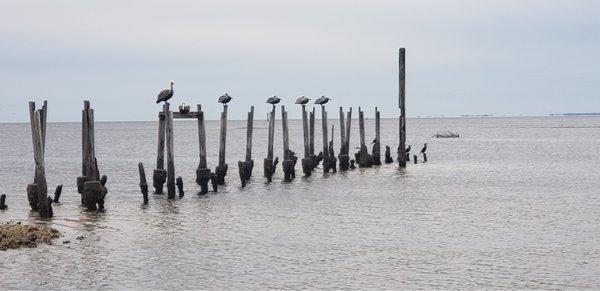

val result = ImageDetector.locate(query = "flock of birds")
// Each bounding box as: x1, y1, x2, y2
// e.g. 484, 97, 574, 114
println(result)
155, 80, 427, 155
155, 81, 332, 114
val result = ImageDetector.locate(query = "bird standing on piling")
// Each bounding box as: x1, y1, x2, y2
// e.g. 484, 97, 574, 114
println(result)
295, 96, 310, 105
314, 96, 331, 106
156, 80, 174, 104
420, 143, 427, 154
406, 145, 412, 154
266, 96, 281, 107
218, 93, 232, 104
179, 101, 190, 114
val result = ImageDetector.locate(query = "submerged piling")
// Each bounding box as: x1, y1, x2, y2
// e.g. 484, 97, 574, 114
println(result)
264, 104, 278, 182
215, 104, 228, 185
372, 107, 381, 165
0, 194, 7, 210
153, 103, 169, 194
53, 185, 62, 203
356, 107, 373, 167
165, 110, 176, 199
301, 104, 311, 177
281, 106, 296, 181
79, 101, 107, 211
321, 106, 330, 173
138, 162, 149, 205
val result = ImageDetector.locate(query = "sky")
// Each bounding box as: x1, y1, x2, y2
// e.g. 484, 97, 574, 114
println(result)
1, 0, 599, 122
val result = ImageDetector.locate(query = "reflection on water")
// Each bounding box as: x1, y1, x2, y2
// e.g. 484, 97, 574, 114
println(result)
1, 116, 600, 289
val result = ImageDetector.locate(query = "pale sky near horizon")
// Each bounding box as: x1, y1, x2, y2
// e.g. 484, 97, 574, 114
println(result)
1, 0, 599, 122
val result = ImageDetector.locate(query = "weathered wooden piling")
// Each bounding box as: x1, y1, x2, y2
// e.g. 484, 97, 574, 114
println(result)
28, 102, 52, 217
195, 104, 212, 194
356, 107, 373, 167
398, 48, 407, 167
372, 107, 381, 165
0, 194, 7, 210
309, 107, 319, 169
264, 105, 278, 182
300, 104, 311, 177
281, 106, 296, 181
329, 125, 337, 172
153, 103, 169, 194
138, 162, 149, 205
384, 146, 394, 164
238, 106, 254, 187
339, 107, 352, 171
176, 177, 184, 198
413, 154, 418, 164
53, 185, 63, 203
215, 105, 229, 185
321, 106, 330, 173
79, 101, 107, 211
165, 110, 176, 199
423, 152, 427, 162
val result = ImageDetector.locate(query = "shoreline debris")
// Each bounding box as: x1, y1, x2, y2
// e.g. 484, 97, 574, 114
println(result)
0, 222, 59, 251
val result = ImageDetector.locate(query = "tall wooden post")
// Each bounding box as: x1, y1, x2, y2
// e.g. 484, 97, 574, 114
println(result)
345, 107, 352, 156
165, 110, 176, 199
215, 105, 228, 185
329, 124, 337, 172
309, 107, 317, 169
281, 106, 295, 181
153, 103, 169, 194
301, 105, 311, 176
79, 101, 107, 210
372, 107, 381, 165
338, 107, 349, 171
195, 104, 211, 194
264, 105, 278, 182
399, 48, 407, 167
321, 106, 329, 173
29, 106, 51, 217
356, 107, 373, 167
238, 106, 254, 187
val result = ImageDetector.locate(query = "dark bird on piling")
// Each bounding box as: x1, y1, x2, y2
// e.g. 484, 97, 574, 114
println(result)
179, 101, 190, 114
218, 93, 232, 104
156, 80, 174, 104
421, 143, 427, 154
295, 96, 310, 105
406, 145, 412, 154
314, 96, 331, 105
266, 96, 281, 105
372, 138, 377, 144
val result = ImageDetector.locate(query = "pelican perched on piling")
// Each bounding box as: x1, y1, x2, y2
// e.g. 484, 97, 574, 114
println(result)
266, 96, 281, 106
314, 96, 331, 106
156, 80, 174, 104
420, 143, 427, 154
218, 93, 232, 104
179, 101, 190, 114
406, 145, 412, 154
295, 96, 310, 105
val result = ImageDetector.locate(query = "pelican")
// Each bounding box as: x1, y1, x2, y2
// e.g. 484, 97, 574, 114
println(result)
266, 96, 281, 105
179, 101, 190, 114
218, 93, 232, 104
156, 80, 174, 104
295, 96, 310, 105
314, 96, 331, 105
421, 143, 427, 154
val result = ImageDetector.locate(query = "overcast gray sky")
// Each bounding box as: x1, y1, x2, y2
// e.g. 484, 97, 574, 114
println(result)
1, 0, 599, 122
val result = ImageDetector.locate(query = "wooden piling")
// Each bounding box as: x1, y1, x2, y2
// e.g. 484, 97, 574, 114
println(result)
153, 103, 169, 194
176, 177, 184, 198
301, 105, 311, 176
321, 106, 329, 173
413, 154, 418, 164
138, 163, 149, 205
372, 107, 381, 165
79, 101, 107, 211
165, 110, 176, 199
281, 106, 295, 181
329, 124, 337, 172
264, 105, 277, 182
239, 106, 255, 187
0, 194, 6, 210
309, 107, 318, 169
356, 107, 373, 167
384, 146, 394, 163
399, 48, 407, 167
338, 107, 350, 171
195, 104, 212, 194
423, 152, 427, 162
32, 110, 51, 217
53, 185, 63, 203
215, 105, 229, 185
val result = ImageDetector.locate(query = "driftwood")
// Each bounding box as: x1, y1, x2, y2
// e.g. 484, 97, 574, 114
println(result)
138, 162, 149, 205
239, 106, 254, 187
195, 105, 212, 194
398, 48, 407, 167
215, 105, 228, 185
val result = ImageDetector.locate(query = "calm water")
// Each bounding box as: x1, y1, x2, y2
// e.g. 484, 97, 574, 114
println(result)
1, 116, 600, 289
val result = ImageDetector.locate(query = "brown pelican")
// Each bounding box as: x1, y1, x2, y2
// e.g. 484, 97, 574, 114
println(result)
421, 143, 427, 154
156, 80, 174, 104
266, 96, 281, 105
295, 96, 310, 105
218, 93, 232, 104
179, 101, 190, 114
314, 96, 331, 105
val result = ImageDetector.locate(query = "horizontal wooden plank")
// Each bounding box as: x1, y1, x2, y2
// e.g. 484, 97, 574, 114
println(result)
158, 111, 200, 119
